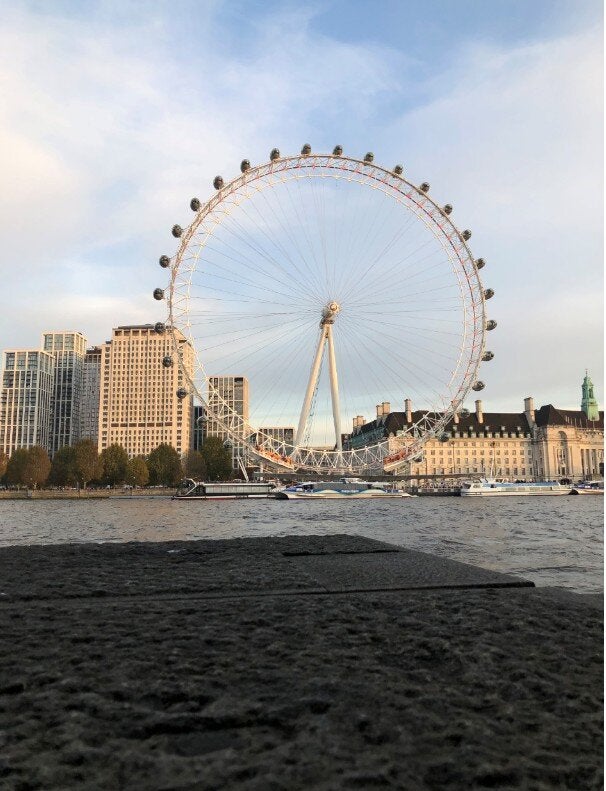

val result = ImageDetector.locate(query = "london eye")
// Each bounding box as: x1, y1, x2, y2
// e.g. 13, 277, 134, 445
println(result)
154, 146, 495, 474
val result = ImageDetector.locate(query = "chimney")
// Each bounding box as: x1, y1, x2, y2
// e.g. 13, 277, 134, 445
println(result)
475, 399, 483, 423
405, 398, 412, 423
524, 396, 535, 426
382, 401, 390, 415
376, 404, 382, 418
453, 411, 459, 424
352, 415, 365, 430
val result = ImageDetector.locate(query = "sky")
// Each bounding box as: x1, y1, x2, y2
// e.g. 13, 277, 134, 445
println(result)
0, 0, 603, 414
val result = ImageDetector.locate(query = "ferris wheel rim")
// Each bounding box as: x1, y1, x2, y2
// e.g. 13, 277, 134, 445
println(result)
162, 150, 490, 474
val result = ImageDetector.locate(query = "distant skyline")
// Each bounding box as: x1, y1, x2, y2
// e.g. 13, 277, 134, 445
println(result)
1, 0, 603, 412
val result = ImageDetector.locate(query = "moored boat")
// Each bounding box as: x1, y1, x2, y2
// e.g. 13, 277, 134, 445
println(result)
275, 479, 414, 499
460, 478, 570, 496
569, 482, 604, 495
173, 479, 275, 500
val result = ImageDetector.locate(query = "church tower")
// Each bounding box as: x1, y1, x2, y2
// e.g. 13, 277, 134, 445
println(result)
581, 371, 599, 421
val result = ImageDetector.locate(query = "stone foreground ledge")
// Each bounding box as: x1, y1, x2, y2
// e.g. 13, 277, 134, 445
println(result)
0, 535, 602, 790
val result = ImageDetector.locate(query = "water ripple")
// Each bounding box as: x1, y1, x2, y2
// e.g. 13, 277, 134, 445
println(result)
0, 496, 602, 593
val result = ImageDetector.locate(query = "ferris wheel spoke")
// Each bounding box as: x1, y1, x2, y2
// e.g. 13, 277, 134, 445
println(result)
280, 177, 329, 296
340, 190, 410, 296
342, 323, 452, 408
189, 269, 315, 306
202, 316, 316, 372
201, 239, 313, 301
337, 208, 420, 300
348, 230, 441, 308
235, 196, 325, 304
340, 314, 460, 382
253, 183, 327, 303
211, 203, 317, 304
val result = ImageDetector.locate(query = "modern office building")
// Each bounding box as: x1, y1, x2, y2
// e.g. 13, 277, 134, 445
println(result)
258, 426, 295, 454
206, 376, 249, 469
344, 374, 604, 481
0, 349, 55, 456
79, 346, 102, 444
98, 325, 194, 458
43, 331, 87, 454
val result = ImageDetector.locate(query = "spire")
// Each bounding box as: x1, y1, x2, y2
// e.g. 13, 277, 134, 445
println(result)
581, 371, 599, 421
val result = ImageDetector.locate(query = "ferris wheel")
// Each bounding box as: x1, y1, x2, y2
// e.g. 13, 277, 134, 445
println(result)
153, 146, 496, 474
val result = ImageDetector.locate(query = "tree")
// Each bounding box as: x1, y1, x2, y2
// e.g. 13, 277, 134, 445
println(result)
184, 449, 207, 481
0, 450, 7, 481
74, 439, 103, 488
5, 448, 29, 487
23, 446, 51, 489
49, 446, 78, 487
147, 444, 183, 486
200, 437, 232, 481
126, 456, 149, 488
101, 444, 129, 486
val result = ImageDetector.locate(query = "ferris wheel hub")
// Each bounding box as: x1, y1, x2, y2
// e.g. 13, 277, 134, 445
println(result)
321, 301, 341, 325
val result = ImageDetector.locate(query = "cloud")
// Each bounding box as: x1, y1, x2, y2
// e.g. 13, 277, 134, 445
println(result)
0, 3, 602, 411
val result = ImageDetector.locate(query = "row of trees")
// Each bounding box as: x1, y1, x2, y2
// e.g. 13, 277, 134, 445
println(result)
0, 437, 233, 489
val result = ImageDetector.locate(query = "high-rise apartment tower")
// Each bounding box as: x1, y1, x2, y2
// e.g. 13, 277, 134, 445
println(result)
0, 349, 55, 455
43, 331, 87, 454
79, 346, 102, 444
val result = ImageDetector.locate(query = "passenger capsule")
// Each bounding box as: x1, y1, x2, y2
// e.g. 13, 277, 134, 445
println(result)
472, 381, 485, 392
439, 432, 450, 443
393, 165, 403, 175
171, 225, 183, 238
364, 152, 374, 163
486, 319, 497, 331
475, 257, 486, 269
154, 322, 165, 334
159, 255, 170, 268
162, 355, 173, 368
482, 351, 494, 362
190, 198, 201, 212
459, 408, 470, 418
419, 182, 430, 193
301, 143, 311, 155
484, 288, 494, 300
176, 387, 187, 400
240, 159, 251, 172
213, 176, 224, 190
153, 288, 164, 301
462, 229, 472, 241
270, 148, 280, 161
332, 145, 343, 156
442, 204, 453, 215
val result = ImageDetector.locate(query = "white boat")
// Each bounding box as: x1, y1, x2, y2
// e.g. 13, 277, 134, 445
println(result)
275, 479, 414, 499
173, 479, 275, 500
569, 482, 604, 495
460, 478, 570, 497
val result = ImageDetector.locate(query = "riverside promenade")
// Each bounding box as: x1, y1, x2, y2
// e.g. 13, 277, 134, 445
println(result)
0, 535, 602, 790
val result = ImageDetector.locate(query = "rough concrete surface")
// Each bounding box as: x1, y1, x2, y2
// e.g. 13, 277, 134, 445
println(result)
0, 535, 602, 790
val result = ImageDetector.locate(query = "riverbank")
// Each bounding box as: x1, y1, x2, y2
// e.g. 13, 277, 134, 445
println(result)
0, 534, 602, 789
0, 487, 175, 499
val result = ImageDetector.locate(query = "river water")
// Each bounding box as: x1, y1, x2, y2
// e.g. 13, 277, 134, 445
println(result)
0, 495, 602, 594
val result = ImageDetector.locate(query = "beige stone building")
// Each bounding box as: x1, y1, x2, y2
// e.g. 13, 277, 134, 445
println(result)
98, 325, 193, 458
345, 376, 603, 481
